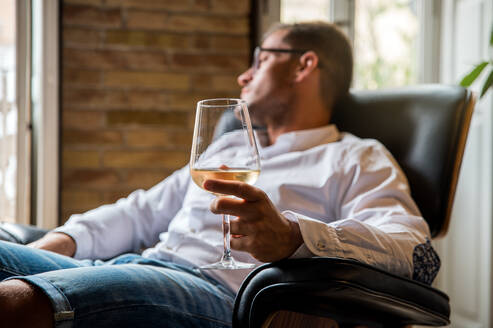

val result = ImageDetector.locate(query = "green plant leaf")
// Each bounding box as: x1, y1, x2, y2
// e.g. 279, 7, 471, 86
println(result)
460, 61, 489, 86
480, 69, 493, 98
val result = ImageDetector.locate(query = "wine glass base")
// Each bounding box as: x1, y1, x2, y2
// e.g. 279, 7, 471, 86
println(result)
200, 259, 255, 270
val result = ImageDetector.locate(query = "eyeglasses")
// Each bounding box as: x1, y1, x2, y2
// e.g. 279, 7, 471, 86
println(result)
251, 46, 307, 73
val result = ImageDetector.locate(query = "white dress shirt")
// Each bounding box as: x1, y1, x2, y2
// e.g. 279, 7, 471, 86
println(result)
55, 125, 432, 293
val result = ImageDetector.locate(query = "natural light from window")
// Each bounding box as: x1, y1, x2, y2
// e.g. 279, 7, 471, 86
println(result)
281, 0, 331, 23
0, 0, 16, 222
354, 0, 419, 89
280, 0, 419, 90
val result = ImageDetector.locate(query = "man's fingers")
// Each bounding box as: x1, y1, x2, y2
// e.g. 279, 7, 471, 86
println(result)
229, 219, 255, 236
210, 197, 258, 217
230, 234, 250, 252
203, 179, 264, 201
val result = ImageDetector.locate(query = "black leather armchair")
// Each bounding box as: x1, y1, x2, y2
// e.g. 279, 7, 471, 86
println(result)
232, 84, 474, 328
0, 84, 474, 327
0, 221, 48, 245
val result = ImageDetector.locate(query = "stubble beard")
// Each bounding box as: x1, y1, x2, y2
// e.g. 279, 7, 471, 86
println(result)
247, 89, 295, 129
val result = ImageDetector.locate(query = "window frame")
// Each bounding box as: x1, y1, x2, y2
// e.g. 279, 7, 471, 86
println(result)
15, 0, 32, 225
254, 0, 442, 85
14, 0, 59, 229
31, 0, 60, 229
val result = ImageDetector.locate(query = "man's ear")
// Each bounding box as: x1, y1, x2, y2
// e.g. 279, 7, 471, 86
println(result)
294, 51, 319, 83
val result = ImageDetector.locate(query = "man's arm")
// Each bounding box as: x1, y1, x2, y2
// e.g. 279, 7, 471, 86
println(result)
204, 142, 437, 283
50, 165, 191, 260
28, 232, 76, 257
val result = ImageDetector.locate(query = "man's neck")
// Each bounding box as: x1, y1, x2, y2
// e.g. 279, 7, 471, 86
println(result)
266, 107, 332, 145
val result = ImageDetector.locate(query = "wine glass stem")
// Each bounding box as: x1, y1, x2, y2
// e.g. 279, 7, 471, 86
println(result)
222, 214, 233, 262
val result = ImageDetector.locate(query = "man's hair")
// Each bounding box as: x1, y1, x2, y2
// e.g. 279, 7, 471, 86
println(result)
264, 22, 353, 108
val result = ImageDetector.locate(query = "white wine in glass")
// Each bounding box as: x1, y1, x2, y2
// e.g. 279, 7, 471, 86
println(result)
190, 98, 261, 270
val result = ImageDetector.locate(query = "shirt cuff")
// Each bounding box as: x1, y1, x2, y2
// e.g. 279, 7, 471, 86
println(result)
283, 210, 344, 258
282, 210, 312, 258
53, 218, 93, 259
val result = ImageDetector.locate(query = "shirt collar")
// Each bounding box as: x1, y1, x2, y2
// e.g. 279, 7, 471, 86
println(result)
256, 124, 340, 158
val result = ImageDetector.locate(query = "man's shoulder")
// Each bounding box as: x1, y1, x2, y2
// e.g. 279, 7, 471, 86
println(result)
334, 132, 395, 165
337, 131, 388, 152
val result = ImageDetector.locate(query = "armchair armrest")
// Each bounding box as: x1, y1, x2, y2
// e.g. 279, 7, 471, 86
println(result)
233, 258, 450, 328
0, 222, 49, 244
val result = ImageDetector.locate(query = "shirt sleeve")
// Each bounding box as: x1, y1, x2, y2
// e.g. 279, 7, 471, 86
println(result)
54, 165, 191, 260
282, 140, 436, 281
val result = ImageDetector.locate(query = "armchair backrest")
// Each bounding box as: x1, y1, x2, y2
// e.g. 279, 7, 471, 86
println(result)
332, 84, 474, 238
215, 84, 474, 238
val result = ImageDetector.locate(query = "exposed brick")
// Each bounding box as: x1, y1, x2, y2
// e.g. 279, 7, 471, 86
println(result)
167, 14, 249, 34
64, 0, 103, 6
61, 190, 104, 211
105, 0, 208, 11
127, 11, 249, 34
126, 11, 169, 30
64, 48, 168, 70
102, 190, 134, 203
63, 150, 100, 168
125, 170, 172, 188
103, 151, 189, 168
193, 35, 211, 50
125, 129, 193, 147
104, 90, 169, 110
63, 169, 121, 187
167, 91, 228, 110
211, 0, 250, 14
63, 88, 108, 108
64, 129, 123, 145
104, 30, 189, 49
63, 68, 102, 86
61, 210, 83, 223
188, 75, 240, 95
212, 74, 242, 91
106, 111, 189, 127
63, 111, 105, 129
191, 74, 212, 90
170, 53, 248, 71
211, 35, 250, 52
63, 27, 101, 47
60, 0, 252, 222
104, 71, 190, 90
63, 5, 122, 28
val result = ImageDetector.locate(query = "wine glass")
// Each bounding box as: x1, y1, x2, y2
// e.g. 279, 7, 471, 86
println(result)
190, 98, 261, 270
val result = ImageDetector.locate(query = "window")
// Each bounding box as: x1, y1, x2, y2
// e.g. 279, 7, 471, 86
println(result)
0, 0, 59, 228
257, 0, 439, 89
281, 0, 331, 22
0, 0, 17, 222
353, 0, 420, 89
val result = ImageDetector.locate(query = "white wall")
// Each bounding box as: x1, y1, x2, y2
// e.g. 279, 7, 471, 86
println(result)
435, 0, 493, 327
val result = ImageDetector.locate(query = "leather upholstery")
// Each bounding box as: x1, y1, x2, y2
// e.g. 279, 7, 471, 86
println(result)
232, 85, 473, 327
331, 85, 471, 238
0, 222, 48, 244
217, 84, 472, 238
233, 258, 450, 327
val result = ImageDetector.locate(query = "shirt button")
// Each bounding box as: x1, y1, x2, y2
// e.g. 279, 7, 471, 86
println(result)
190, 228, 196, 233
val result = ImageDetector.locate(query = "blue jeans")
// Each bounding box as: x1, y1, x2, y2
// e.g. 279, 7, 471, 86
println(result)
0, 241, 235, 328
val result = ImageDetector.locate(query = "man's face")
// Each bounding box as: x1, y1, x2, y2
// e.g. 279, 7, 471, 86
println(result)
238, 29, 299, 126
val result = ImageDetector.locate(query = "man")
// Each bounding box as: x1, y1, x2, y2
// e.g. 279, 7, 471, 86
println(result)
0, 22, 438, 327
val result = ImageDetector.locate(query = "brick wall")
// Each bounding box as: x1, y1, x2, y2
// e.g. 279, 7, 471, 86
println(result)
61, 0, 251, 222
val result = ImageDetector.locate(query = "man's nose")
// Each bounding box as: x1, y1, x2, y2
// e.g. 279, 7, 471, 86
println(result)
237, 67, 253, 87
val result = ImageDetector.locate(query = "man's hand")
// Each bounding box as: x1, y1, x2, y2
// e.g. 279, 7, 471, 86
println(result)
27, 232, 76, 257
204, 179, 303, 262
